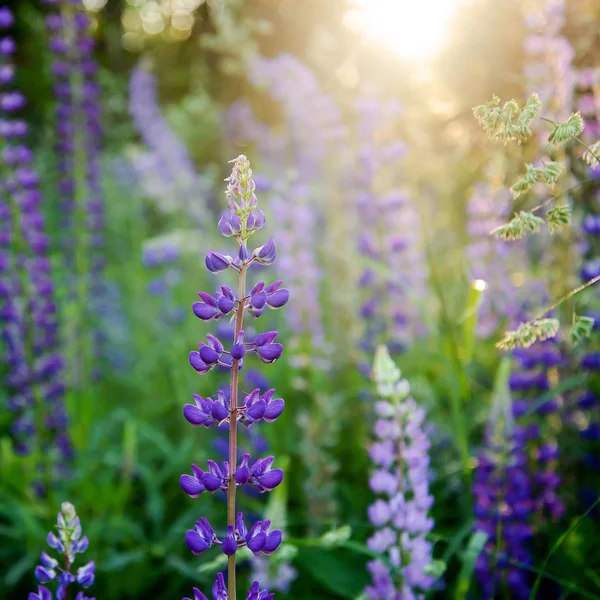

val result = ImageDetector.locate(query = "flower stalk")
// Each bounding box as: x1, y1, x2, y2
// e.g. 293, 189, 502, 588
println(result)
182, 155, 289, 600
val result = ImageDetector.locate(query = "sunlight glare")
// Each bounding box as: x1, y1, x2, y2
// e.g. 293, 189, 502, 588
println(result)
345, 0, 462, 61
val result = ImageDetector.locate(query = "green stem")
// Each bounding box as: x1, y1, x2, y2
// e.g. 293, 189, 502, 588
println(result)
534, 274, 600, 320
227, 263, 246, 600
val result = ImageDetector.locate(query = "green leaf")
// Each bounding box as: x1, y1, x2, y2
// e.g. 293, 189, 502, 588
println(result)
492, 211, 545, 240
455, 531, 488, 600
529, 496, 600, 600
510, 163, 544, 198
320, 525, 352, 548
460, 279, 486, 365
547, 204, 572, 233
571, 314, 595, 346
548, 112, 584, 145
295, 548, 370, 597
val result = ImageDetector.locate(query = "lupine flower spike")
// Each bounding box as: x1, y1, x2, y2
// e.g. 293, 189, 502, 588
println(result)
0, 4, 70, 487
182, 155, 289, 599
365, 346, 436, 599
29, 502, 95, 600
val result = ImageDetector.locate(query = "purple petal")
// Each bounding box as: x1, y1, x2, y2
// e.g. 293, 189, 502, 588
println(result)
263, 530, 282, 554
192, 302, 218, 320
199, 345, 220, 365
257, 469, 284, 491
251, 290, 267, 309
217, 295, 235, 314
257, 343, 283, 364
185, 530, 210, 555
246, 399, 266, 420
221, 526, 237, 556
212, 401, 229, 422
180, 474, 205, 497
254, 331, 278, 346
265, 280, 283, 293
250, 281, 265, 295
201, 472, 223, 492
231, 343, 246, 360
205, 251, 231, 273
263, 399, 284, 422
34, 566, 55, 584
189, 352, 210, 374
246, 531, 267, 555
236, 512, 248, 539
266, 288, 289, 309
206, 334, 224, 353
183, 403, 209, 426
235, 465, 251, 485
198, 292, 217, 306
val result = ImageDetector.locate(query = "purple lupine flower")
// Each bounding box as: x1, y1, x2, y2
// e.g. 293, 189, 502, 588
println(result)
0, 5, 70, 481
473, 425, 534, 600
353, 95, 427, 361
181, 156, 287, 599
510, 340, 565, 522
128, 61, 212, 225
365, 347, 436, 599
571, 184, 600, 501
238, 55, 349, 354
44, 1, 107, 383
30, 503, 95, 600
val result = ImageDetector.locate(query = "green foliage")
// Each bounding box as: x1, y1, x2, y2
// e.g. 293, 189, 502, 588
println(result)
571, 314, 595, 346
496, 318, 560, 350
473, 93, 542, 144
455, 531, 488, 600
510, 163, 545, 198
509, 161, 562, 199
546, 204, 572, 233
548, 112, 585, 145
491, 211, 545, 240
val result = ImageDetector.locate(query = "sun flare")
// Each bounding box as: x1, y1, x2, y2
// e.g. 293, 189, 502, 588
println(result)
345, 0, 462, 61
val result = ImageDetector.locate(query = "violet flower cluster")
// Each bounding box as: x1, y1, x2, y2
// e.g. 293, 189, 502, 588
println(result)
181, 155, 289, 600
30, 502, 95, 600
473, 425, 534, 600
44, 0, 106, 381
354, 95, 426, 359
365, 346, 435, 600
240, 55, 348, 354
510, 342, 564, 522
573, 205, 600, 480
0, 6, 70, 477
474, 349, 564, 599
129, 62, 210, 226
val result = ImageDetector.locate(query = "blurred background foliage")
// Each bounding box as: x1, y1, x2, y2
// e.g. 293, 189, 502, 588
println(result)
2, 0, 600, 599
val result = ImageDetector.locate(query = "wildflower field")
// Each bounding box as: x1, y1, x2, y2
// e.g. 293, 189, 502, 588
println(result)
2, 0, 600, 598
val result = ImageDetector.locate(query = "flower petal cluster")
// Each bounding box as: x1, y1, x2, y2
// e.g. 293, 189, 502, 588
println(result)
30, 503, 95, 600
184, 574, 273, 600
44, 0, 107, 377
365, 347, 436, 599
180, 454, 283, 497
184, 513, 282, 557
0, 5, 70, 478
181, 156, 287, 598
473, 431, 533, 600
